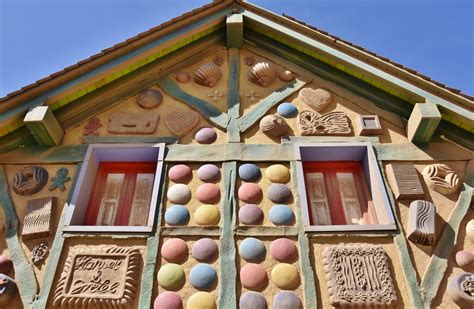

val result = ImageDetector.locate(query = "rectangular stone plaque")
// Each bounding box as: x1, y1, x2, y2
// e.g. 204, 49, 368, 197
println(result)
323, 244, 397, 308
22, 197, 56, 239
386, 163, 424, 200
53, 246, 141, 308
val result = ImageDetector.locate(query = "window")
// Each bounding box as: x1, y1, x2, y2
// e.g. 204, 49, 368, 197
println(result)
84, 162, 156, 226
303, 161, 378, 226
296, 143, 395, 232
65, 144, 164, 233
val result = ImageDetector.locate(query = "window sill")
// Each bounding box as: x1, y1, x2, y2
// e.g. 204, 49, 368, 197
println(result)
304, 223, 397, 233
63, 225, 153, 234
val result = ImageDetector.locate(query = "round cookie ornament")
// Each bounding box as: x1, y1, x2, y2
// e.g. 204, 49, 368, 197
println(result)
189, 264, 217, 289
195, 183, 221, 204
136, 89, 163, 109
271, 263, 299, 289
238, 163, 261, 182
165, 205, 190, 225
192, 238, 218, 262
161, 238, 188, 262
186, 292, 216, 309
277, 102, 298, 118
168, 164, 192, 183
240, 263, 267, 290
195, 127, 217, 144
194, 205, 220, 225
239, 292, 267, 309
238, 204, 264, 225
154, 292, 183, 309
167, 184, 191, 204
239, 237, 266, 261
270, 238, 297, 262
197, 164, 220, 182
268, 183, 291, 204
273, 291, 302, 309
157, 263, 185, 290
266, 164, 290, 183
0, 256, 13, 274
238, 183, 263, 204
269, 205, 294, 225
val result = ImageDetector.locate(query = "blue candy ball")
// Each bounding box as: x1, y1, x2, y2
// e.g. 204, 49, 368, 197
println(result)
277, 103, 298, 118
165, 205, 190, 225
269, 205, 294, 225
238, 163, 261, 182
239, 237, 266, 261
189, 264, 217, 289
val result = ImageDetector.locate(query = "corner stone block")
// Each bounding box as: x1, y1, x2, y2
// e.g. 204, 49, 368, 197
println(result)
407, 200, 436, 246
406, 102, 441, 143
24, 106, 64, 145
226, 14, 243, 48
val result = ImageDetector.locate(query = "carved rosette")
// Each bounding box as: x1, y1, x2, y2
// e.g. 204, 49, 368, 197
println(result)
299, 111, 351, 136
322, 244, 397, 308
53, 246, 141, 308
447, 272, 474, 307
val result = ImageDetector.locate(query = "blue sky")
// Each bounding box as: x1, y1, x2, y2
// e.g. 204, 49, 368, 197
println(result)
1, 0, 473, 97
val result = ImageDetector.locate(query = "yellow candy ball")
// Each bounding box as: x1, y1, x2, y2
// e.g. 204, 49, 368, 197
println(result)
186, 292, 216, 309
194, 205, 220, 225
271, 263, 299, 289
266, 164, 290, 183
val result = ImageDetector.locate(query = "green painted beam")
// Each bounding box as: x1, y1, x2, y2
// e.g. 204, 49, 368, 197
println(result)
24, 106, 64, 146
0, 127, 37, 154
218, 161, 237, 308
227, 48, 241, 142
373, 143, 474, 161
227, 14, 243, 48
289, 161, 317, 308
420, 184, 473, 307
238, 78, 307, 132
0, 145, 87, 164
407, 103, 441, 143
33, 163, 82, 309
157, 76, 229, 130
0, 165, 38, 306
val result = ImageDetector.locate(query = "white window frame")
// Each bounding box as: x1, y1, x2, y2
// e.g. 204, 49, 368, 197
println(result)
295, 142, 396, 232
64, 143, 165, 233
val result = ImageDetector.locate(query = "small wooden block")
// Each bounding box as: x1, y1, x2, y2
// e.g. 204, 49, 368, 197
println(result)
22, 197, 56, 239
407, 200, 436, 246
386, 163, 424, 200
24, 106, 64, 145
406, 103, 441, 143
226, 14, 243, 48
356, 115, 382, 135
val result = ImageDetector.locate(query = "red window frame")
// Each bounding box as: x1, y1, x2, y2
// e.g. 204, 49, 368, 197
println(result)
84, 162, 157, 226
303, 161, 378, 225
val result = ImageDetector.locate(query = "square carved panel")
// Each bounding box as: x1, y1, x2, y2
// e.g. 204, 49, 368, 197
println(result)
22, 197, 56, 239
53, 246, 141, 308
322, 244, 397, 308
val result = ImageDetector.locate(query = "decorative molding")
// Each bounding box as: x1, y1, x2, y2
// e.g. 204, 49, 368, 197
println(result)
12, 166, 49, 196
32, 242, 49, 264
49, 168, 71, 191
108, 111, 158, 134
22, 197, 56, 240
407, 200, 436, 246
385, 163, 424, 200
322, 244, 397, 308
447, 272, 474, 308
53, 246, 141, 308
299, 111, 351, 136
422, 163, 460, 195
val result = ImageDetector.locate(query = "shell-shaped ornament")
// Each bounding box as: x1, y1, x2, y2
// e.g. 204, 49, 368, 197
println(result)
259, 114, 288, 137
193, 62, 222, 87
248, 62, 277, 87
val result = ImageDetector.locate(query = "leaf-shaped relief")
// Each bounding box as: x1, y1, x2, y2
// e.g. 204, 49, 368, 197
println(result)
298, 111, 351, 136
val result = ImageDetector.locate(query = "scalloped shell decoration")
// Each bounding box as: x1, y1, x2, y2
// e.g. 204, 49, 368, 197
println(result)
298, 88, 332, 112
136, 89, 163, 109
248, 61, 277, 87
193, 62, 222, 87
259, 114, 288, 137
422, 163, 460, 195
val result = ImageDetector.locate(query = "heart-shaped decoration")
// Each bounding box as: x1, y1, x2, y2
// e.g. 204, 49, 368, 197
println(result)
165, 111, 200, 136
298, 88, 332, 112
